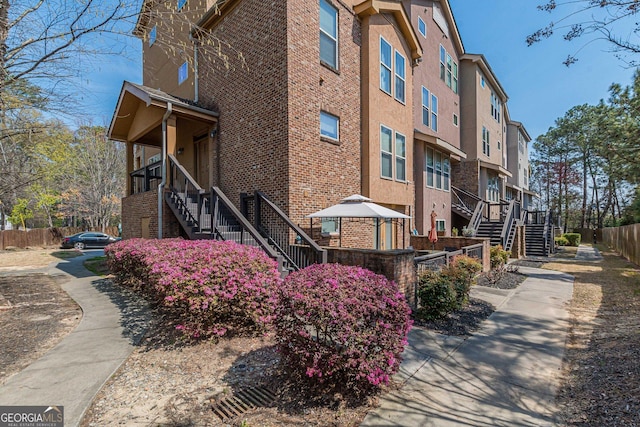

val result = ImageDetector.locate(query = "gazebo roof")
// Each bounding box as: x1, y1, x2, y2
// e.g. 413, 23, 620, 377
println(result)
306, 195, 411, 219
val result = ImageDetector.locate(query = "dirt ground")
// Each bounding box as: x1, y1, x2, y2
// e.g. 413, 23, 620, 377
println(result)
0, 249, 82, 384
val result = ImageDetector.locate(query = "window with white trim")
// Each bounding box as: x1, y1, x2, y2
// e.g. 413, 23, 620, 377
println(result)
418, 16, 426, 37
482, 127, 490, 156
431, 94, 438, 132
491, 91, 501, 122
422, 87, 430, 127
178, 61, 188, 85
395, 132, 406, 181
436, 219, 446, 232
381, 125, 393, 179
149, 25, 156, 47
425, 147, 450, 192
453, 113, 458, 127
439, 45, 458, 93
487, 176, 500, 202
380, 37, 392, 95
320, 111, 339, 141
394, 50, 406, 104
320, 0, 338, 69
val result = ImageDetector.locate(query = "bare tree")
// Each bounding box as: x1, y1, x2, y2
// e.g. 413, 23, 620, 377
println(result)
528, 0, 640, 66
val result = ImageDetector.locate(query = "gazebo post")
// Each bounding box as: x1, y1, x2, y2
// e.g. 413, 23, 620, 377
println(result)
402, 218, 405, 249
339, 218, 342, 248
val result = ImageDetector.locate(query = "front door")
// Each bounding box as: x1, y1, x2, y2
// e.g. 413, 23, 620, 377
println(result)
194, 137, 209, 188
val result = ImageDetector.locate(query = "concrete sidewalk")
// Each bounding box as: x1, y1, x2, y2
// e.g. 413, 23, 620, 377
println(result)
362, 266, 574, 426
0, 251, 149, 427
575, 244, 602, 261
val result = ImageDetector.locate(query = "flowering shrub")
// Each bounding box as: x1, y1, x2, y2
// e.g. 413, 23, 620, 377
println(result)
275, 263, 412, 395
105, 238, 281, 338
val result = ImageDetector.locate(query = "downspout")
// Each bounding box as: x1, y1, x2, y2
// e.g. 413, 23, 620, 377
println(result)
158, 102, 173, 239
190, 34, 199, 103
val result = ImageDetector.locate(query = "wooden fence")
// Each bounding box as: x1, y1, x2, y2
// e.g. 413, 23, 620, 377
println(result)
0, 227, 120, 250
601, 224, 640, 267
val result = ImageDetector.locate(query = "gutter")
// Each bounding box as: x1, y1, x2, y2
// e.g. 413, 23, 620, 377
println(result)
158, 102, 173, 239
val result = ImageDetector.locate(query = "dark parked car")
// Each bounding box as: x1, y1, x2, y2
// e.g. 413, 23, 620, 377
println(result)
60, 232, 121, 250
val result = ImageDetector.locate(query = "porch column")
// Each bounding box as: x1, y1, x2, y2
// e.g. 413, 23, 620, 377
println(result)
165, 115, 177, 181
126, 141, 134, 195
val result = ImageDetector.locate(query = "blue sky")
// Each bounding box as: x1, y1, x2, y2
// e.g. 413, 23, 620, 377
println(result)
449, 0, 638, 140
81, 0, 638, 140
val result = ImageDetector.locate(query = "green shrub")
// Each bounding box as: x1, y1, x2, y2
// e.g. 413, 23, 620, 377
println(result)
445, 255, 482, 306
416, 271, 458, 320
555, 236, 569, 246
563, 233, 581, 246
490, 245, 509, 270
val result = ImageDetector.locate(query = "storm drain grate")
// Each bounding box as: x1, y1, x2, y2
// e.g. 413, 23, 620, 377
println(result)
211, 386, 276, 421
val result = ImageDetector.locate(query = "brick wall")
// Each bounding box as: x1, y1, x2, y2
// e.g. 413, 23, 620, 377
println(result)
121, 190, 181, 239
451, 159, 480, 196
197, 0, 290, 210
326, 247, 417, 309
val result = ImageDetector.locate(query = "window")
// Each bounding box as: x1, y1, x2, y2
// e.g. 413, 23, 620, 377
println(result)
491, 91, 501, 122
443, 157, 450, 191
178, 0, 187, 10
453, 113, 458, 127
178, 61, 188, 85
439, 45, 458, 93
425, 147, 450, 192
488, 176, 500, 202
498, 138, 501, 150
381, 126, 393, 178
395, 132, 406, 181
482, 127, 490, 156
422, 87, 430, 127
320, 0, 338, 69
394, 51, 406, 103
149, 25, 156, 47
320, 111, 339, 141
426, 148, 434, 187
439, 45, 446, 80
481, 74, 486, 88
431, 94, 438, 132
321, 218, 339, 234
418, 16, 426, 37
380, 38, 392, 95
436, 219, 446, 232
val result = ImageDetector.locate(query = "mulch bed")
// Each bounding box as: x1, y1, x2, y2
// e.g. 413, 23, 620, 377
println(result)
0, 273, 81, 384
413, 297, 495, 336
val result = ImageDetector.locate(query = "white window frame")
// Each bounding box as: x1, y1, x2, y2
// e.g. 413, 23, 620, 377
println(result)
435, 150, 442, 189
149, 25, 157, 47
446, 53, 452, 88
439, 45, 446, 81
380, 37, 392, 95
452, 61, 458, 94
443, 157, 450, 191
482, 126, 490, 156
178, 61, 188, 85
426, 147, 434, 188
453, 113, 458, 127
422, 87, 430, 127
431, 94, 438, 132
418, 16, 426, 37
395, 131, 406, 182
380, 125, 393, 179
436, 219, 446, 232
394, 50, 406, 104
320, 0, 338, 69
320, 111, 339, 141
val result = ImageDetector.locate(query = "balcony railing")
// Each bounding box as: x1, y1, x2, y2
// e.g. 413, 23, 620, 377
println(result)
129, 161, 162, 194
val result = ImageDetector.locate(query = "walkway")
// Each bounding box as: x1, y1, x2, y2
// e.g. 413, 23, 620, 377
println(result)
362, 266, 574, 426
575, 244, 603, 261
0, 251, 149, 427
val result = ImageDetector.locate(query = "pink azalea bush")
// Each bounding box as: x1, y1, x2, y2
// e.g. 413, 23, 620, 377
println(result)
275, 263, 412, 394
105, 238, 281, 338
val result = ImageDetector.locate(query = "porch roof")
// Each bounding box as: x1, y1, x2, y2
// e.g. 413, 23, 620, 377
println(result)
414, 130, 467, 159
479, 160, 512, 178
108, 81, 219, 143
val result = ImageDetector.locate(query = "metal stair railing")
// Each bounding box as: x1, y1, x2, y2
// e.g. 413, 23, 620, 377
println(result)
468, 200, 485, 234
543, 209, 552, 255
451, 186, 481, 216
244, 191, 327, 271
500, 199, 520, 251
209, 187, 285, 272
168, 154, 205, 232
